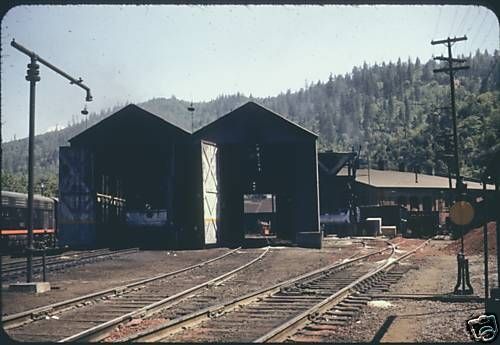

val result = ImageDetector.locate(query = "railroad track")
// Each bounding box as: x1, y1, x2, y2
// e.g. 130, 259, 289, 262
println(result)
1, 248, 140, 282
2, 248, 131, 270
2, 246, 269, 342
258, 240, 430, 343
102, 244, 370, 342
109, 240, 400, 342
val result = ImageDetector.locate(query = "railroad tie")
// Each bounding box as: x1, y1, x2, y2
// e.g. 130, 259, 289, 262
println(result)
333, 305, 361, 312
320, 314, 351, 322
291, 334, 328, 342
324, 310, 357, 317
343, 298, 368, 305
347, 294, 371, 301
304, 323, 341, 331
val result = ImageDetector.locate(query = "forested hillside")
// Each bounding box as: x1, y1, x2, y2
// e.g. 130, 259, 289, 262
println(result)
2, 49, 499, 196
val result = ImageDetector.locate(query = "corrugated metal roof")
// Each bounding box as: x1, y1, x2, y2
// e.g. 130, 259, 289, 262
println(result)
337, 168, 495, 190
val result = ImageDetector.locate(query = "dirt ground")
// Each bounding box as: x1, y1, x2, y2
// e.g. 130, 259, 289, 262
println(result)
443, 222, 498, 255
328, 238, 499, 343
1, 248, 230, 315
1, 240, 367, 317
3, 234, 497, 343
104, 241, 376, 341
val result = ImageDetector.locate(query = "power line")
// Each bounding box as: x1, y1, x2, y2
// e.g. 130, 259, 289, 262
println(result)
453, 7, 468, 35
465, 6, 482, 35
460, 6, 482, 56
433, 7, 442, 39
455, 6, 477, 55
469, 9, 490, 45
432, 7, 444, 58
478, 21, 498, 50
449, 7, 460, 36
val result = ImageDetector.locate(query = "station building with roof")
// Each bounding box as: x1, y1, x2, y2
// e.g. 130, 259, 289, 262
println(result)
339, 167, 494, 214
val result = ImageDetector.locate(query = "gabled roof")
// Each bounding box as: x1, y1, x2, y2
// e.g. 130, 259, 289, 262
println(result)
69, 104, 190, 147
193, 101, 317, 144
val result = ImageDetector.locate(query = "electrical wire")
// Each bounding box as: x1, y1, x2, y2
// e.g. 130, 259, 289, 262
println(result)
469, 9, 490, 46
477, 21, 498, 51
455, 7, 470, 35
433, 6, 442, 39
449, 7, 460, 36
465, 6, 482, 35
431, 6, 443, 58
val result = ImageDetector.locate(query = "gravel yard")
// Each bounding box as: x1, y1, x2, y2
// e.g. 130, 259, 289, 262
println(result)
104, 243, 369, 341
1, 240, 366, 317
2, 248, 230, 315
330, 299, 484, 343
3, 232, 497, 343
325, 238, 498, 343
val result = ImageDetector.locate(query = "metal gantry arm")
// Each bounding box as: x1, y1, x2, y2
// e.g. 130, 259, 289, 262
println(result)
10, 38, 92, 284
11, 39, 93, 102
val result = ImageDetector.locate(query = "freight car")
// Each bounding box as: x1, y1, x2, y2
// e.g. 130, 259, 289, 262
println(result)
1, 191, 57, 253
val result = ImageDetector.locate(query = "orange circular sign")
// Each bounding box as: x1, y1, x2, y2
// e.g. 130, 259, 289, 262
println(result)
449, 201, 475, 226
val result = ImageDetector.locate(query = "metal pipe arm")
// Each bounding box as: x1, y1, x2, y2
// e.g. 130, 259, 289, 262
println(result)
11, 39, 93, 101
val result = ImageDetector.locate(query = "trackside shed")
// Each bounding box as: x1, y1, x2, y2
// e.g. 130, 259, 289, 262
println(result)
190, 101, 321, 248
58, 104, 191, 248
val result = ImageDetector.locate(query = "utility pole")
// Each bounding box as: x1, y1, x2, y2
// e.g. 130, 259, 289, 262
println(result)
431, 36, 473, 295
431, 36, 469, 193
432, 103, 453, 209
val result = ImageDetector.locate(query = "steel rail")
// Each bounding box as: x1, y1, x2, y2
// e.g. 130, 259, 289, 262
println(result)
121, 242, 393, 342
2, 247, 241, 329
58, 247, 271, 342
253, 239, 430, 342
1, 248, 139, 275
2, 248, 110, 268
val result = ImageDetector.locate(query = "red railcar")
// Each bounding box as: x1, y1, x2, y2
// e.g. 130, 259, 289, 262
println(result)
1, 191, 57, 253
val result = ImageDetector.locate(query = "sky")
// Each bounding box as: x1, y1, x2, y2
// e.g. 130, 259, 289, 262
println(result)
1, 4, 498, 141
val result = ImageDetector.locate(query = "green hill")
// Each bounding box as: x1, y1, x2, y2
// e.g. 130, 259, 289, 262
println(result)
2, 49, 499, 196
